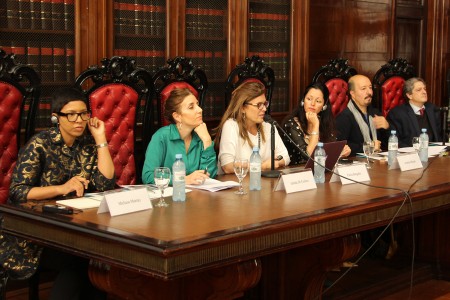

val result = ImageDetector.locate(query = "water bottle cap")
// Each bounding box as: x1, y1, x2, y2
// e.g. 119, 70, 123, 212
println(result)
421, 128, 427, 133
317, 142, 324, 147
175, 154, 182, 159
252, 146, 259, 152
391, 130, 396, 134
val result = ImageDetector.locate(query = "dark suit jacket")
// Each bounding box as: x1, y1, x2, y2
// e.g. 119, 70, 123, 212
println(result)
386, 102, 442, 148
336, 103, 390, 156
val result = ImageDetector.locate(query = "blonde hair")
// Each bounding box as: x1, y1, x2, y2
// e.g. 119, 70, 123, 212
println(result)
213, 81, 266, 149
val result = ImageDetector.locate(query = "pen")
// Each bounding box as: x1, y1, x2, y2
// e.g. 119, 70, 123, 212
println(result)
204, 167, 208, 174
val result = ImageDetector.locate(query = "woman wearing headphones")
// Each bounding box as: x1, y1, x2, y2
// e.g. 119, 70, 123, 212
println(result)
281, 82, 351, 165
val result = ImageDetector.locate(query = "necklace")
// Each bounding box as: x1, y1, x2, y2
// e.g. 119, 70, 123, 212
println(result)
257, 129, 261, 149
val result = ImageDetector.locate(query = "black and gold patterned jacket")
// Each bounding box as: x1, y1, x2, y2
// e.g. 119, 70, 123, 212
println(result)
9, 127, 115, 203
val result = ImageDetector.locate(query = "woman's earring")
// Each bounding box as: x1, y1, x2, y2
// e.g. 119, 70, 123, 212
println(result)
177, 122, 183, 130
322, 104, 328, 111
50, 115, 58, 124
300, 100, 304, 106
242, 113, 246, 120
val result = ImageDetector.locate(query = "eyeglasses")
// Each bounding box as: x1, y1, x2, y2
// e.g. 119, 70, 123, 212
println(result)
244, 101, 269, 110
57, 111, 91, 122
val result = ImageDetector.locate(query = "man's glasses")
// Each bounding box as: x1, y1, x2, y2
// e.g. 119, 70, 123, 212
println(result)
244, 101, 269, 110
57, 111, 91, 122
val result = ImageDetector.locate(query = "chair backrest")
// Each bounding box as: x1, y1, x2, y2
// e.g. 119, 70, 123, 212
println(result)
312, 58, 357, 116
0, 49, 40, 203
372, 58, 416, 117
225, 55, 275, 113
74, 56, 153, 185
152, 56, 208, 132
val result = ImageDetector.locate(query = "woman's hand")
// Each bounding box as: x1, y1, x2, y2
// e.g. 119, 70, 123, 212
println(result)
87, 117, 106, 140
340, 145, 351, 157
305, 112, 320, 131
374, 140, 382, 152
185, 170, 210, 185
59, 176, 89, 197
194, 122, 212, 149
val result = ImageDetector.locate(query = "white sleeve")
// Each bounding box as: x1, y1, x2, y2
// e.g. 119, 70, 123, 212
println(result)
218, 119, 239, 168
274, 126, 291, 166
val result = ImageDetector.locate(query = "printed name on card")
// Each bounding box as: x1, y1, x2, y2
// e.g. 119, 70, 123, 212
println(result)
273, 169, 317, 193
97, 187, 152, 216
396, 152, 423, 171
330, 163, 370, 185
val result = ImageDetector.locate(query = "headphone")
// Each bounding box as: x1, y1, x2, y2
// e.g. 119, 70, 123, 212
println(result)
51, 115, 58, 124
300, 99, 328, 111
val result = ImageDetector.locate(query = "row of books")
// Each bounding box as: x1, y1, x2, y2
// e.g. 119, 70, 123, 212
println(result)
1, 0, 74, 31
184, 50, 225, 80
249, 13, 289, 41
270, 86, 289, 113
202, 92, 226, 118
114, 2, 166, 36
0, 41, 74, 83
185, 8, 225, 38
248, 51, 289, 80
113, 48, 166, 75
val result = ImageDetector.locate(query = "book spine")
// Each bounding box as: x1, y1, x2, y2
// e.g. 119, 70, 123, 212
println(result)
40, 42, 53, 82
11, 40, 27, 65
65, 42, 74, 83
63, 0, 74, 31
52, 0, 65, 30
27, 41, 41, 72
0, 1, 7, 28
41, 0, 53, 30
19, 0, 31, 29
7, 0, 20, 28
53, 42, 66, 82
30, 0, 41, 30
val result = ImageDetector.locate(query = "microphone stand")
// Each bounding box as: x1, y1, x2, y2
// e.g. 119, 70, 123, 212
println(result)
442, 106, 449, 146
261, 122, 281, 178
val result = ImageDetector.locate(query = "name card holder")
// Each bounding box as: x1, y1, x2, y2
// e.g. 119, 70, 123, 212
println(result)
396, 152, 423, 171
274, 168, 317, 193
330, 163, 370, 185
97, 187, 152, 216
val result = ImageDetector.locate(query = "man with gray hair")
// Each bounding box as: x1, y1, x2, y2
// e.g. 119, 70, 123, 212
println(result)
387, 77, 441, 147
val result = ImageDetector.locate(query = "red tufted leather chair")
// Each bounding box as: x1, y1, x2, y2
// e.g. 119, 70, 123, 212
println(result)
75, 56, 153, 185
225, 55, 275, 113
0, 49, 40, 204
372, 58, 416, 117
152, 56, 208, 132
312, 58, 358, 116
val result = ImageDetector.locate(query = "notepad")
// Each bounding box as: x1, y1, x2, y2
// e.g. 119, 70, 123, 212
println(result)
56, 194, 104, 209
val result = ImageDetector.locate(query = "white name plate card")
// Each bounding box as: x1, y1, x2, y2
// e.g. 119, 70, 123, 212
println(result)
97, 187, 152, 216
274, 169, 317, 193
330, 163, 370, 185
396, 152, 423, 171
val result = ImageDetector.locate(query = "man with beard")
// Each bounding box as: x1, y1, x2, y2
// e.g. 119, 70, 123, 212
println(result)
336, 74, 391, 156
387, 77, 442, 147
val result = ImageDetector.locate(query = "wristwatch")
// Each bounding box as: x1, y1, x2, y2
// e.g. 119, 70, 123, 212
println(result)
275, 155, 283, 161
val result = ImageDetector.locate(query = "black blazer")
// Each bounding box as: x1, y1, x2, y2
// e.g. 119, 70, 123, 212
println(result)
386, 102, 441, 148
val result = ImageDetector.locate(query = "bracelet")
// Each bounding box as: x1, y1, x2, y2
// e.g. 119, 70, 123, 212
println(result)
308, 132, 319, 135
96, 142, 108, 149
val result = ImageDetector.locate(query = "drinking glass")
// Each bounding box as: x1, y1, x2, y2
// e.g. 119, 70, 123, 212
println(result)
233, 159, 249, 195
363, 141, 375, 169
154, 167, 171, 207
412, 137, 420, 152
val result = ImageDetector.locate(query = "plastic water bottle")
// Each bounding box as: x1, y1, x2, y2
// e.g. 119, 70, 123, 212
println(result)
249, 146, 262, 190
314, 142, 327, 183
419, 128, 429, 163
172, 154, 186, 202
388, 130, 398, 166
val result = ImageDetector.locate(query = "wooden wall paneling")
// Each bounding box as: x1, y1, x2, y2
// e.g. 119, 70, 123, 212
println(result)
228, 0, 248, 72
291, 0, 309, 108
425, 0, 447, 107
167, 0, 184, 58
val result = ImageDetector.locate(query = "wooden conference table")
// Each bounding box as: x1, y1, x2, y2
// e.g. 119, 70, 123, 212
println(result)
1, 157, 450, 299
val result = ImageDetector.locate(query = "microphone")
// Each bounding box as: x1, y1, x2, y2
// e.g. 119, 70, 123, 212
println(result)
262, 114, 281, 178
264, 114, 311, 160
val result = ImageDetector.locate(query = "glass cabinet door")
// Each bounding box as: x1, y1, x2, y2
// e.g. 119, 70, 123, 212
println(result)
185, 0, 227, 120
248, 0, 290, 114
113, 0, 167, 74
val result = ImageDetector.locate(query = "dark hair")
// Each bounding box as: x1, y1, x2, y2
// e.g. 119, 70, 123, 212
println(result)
283, 82, 336, 142
164, 88, 195, 124
52, 87, 88, 113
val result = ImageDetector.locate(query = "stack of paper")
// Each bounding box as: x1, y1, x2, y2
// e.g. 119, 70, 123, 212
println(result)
186, 178, 239, 192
